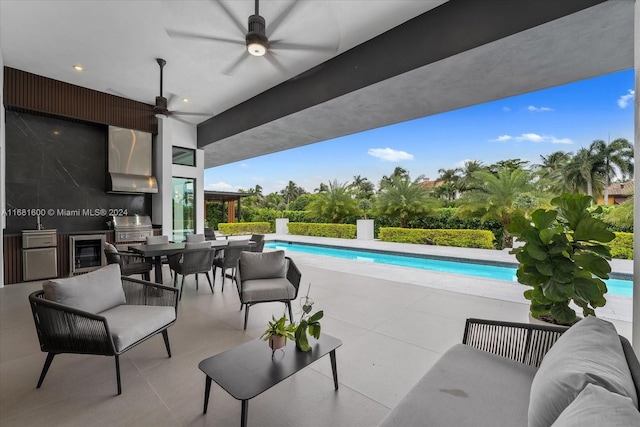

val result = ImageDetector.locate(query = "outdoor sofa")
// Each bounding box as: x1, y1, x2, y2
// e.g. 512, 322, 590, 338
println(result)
28, 263, 179, 395
379, 317, 640, 427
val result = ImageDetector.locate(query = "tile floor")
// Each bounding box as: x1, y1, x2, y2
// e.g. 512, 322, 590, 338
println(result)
0, 238, 634, 426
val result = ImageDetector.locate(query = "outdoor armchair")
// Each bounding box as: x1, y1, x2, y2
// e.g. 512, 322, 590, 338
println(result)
28, 264, 179, 395
235, 250, 301, 330
168, 244, 216, 300
104, 242, 153, 281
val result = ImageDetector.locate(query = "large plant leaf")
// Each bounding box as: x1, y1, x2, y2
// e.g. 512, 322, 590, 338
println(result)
507, 213, 530, 235
532, 209, 557, 229
574, 217, 615, 243
535, 261, 554, 276
516, 269, 546, 286
573, 277, 604, 302
573, 253, 611, 279
527, 243, 549, 261
550, 303, 577, 325
541, 279, 574, 301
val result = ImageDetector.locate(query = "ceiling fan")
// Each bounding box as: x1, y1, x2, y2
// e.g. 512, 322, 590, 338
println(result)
166, 0, 338, 75
152, 58, 212, 123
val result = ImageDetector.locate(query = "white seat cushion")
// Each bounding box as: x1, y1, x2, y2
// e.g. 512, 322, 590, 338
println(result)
241, 278, 296, 303
99, 305, 176, 352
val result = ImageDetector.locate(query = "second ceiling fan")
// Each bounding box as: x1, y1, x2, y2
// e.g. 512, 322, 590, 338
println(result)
153, 58, 211, 123
166, 0, 338, 75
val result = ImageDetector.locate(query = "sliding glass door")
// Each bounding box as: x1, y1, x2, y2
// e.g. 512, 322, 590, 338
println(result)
172, 177, 195, 242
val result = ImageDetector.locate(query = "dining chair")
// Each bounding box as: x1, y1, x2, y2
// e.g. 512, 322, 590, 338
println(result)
186, 233, 205, 243
145, 235, 171, 278
212, 241, 251, 292
204, 227, 216, 241
249, 234, 265, 252
168, 242, 216, 300
103, 242, 153, 281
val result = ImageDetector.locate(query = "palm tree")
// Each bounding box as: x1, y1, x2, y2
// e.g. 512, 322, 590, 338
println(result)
376, 174, 434, 228
350, 175, 375, 199
380, 166, 409, 186
280, 180, 305, 208
459, 167, 532, 248
458, 160, 484, 192
590, 138, 634, 205
564, 145, 603, 198
437, 168, 461, 200
307, 180, 358, 223
314, 183, 329, 193
533, 151, 573, 195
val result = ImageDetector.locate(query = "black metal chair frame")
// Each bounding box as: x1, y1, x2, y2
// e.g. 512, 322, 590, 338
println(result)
236, 256, 302, 330
28, 276, 179, 395
167, 247, 217, 300
104, 246, 153, 282
212, 243, 251, 292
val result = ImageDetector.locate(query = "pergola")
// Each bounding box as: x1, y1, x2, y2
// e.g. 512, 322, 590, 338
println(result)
204, 190, 252, 224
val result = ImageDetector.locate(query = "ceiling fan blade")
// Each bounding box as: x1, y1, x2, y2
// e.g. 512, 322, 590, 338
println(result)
264, 52, 287, 75
212, 0, 246, 37
169, 115, 194, 125
171, 111, 213, 117
222, 52, 250, 76
270, 40, 338, 53
267, 0, 304, 38
166, 29, 244, 46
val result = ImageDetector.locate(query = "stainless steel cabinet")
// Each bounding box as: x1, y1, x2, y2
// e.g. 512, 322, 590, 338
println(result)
22, 229, 58, 281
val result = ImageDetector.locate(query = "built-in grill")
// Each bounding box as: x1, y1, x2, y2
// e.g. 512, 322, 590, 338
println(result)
113, 215, 153, 243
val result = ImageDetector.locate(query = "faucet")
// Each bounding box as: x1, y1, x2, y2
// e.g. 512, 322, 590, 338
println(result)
37, 214, 43, 230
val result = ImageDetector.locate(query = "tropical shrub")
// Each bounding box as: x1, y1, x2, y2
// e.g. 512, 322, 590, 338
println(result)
610, 232, 633, 259
378, 227, 495, 249
218, 222, 270, 235
288, 223, 356, 239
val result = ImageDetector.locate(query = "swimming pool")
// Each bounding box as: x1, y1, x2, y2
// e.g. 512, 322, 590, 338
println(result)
265, 241, 633, 297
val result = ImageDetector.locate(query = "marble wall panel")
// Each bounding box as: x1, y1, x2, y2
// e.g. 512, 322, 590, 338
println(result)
5, 111, 151, 233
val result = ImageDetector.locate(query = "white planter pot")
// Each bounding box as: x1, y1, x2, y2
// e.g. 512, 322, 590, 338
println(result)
357, 219, 374, 240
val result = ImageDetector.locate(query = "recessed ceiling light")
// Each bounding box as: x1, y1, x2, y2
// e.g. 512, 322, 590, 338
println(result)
73, 64, 84, 71
182, 98, 189, 103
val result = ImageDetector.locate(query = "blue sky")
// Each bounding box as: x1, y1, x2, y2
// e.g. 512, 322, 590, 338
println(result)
204, 69, 635, 195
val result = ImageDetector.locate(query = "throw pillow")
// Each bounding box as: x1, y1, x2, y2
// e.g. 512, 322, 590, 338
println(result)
551, 384, 640, 427
240, 250, 286, 281
528, 316, 638, 427
43, 263, 126, 313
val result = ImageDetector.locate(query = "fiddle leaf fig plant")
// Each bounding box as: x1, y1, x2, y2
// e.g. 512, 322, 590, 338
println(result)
508, 193, 615, 325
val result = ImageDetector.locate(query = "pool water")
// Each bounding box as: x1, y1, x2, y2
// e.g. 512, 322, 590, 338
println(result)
265, 241, 633, 297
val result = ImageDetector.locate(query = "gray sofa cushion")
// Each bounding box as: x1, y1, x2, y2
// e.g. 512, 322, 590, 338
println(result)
551, 383, 640, 427
43, 264, 125, 314
528, 316, 638, 427
378, 344, 537, 427
239, 250, 286, 281
241, 278, 296, 303
99, 305, 176, 352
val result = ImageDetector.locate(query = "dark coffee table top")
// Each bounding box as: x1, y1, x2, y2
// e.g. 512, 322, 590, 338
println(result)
199, 334, 342, 401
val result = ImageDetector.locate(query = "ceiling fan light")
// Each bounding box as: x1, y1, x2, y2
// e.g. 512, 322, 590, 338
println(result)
155, 112, 168, 119
247, 40, 267, 56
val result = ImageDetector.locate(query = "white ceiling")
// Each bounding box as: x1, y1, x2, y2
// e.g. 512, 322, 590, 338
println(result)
0, 0, 445, 123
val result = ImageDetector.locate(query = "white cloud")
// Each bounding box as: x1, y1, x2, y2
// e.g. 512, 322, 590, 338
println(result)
502, 107, 511, 112
455, 159, 472, 168
527, 105, 553, 112
490, 135, 513, 142
240, 163, 250, 169
513, 133, 572, 144
206, 181, 233, 190
368, 147, 414, 162
617, 89, 635, 108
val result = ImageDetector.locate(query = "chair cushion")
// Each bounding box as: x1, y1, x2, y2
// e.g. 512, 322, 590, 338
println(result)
43, 264, 126, 314
239, 250, 286, 281
528, 316, 638, 427
551, 384, 640, 427
379, 344, 537, 427
146, 235, 169, 244
99, 305, 176, 352
186, 234, 205, 243
242, 278, 296, 303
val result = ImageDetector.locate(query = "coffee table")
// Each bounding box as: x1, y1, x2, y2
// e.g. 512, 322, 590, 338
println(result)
198, 334, 342, 427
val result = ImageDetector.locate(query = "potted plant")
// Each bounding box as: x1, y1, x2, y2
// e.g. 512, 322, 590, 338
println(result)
294, 284, 323, 352
261, 313, 297, 352
507, 193, 615, 325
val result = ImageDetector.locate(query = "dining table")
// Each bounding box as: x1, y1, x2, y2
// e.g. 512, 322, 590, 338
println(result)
129, 240, 230, 284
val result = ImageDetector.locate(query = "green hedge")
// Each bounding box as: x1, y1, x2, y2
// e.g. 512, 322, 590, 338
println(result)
378, 227, 495, 249
287, 223, 356, 239
218, 222, 270, 235
610, 232, 633, 259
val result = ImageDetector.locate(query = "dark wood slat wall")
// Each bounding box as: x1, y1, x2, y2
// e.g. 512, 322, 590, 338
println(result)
3, 67, 157, 134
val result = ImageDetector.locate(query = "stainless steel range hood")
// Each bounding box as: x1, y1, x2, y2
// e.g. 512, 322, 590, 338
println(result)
107, 126, 158, 194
